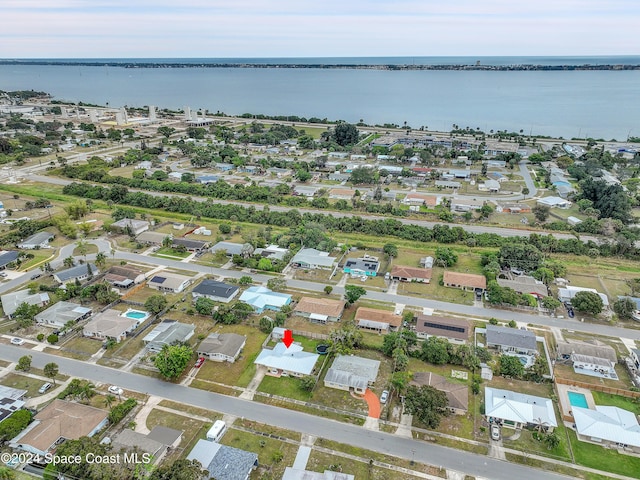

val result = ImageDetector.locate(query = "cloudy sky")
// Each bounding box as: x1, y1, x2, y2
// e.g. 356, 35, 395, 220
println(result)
3, 0, 638, 58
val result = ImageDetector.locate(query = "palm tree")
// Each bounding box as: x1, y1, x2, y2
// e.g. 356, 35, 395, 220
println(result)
78, 383, 96, 403
43, 362, 59, 385
95, 252, 107, 269
103, 394, 116, 409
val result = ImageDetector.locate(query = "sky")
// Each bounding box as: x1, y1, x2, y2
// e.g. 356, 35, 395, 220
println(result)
2, 0, 639, 58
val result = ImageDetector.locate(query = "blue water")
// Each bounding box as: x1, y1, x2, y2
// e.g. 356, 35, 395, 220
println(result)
568, 391, 589, 408
1, 56, 639, 139
124, 310, 147, 320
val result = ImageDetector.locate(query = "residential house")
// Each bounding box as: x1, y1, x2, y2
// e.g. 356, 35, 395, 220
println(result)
266, 167, 292, 178
187, 439, 258, 480
558, 285, 609, 308
443, 271, 487, 292
239, 286, 292, 313
111, 429, 168, 465
238, 165, 259, 174
485, 324, 537, 355
412, 372, 468, 414
402, 193, 440, 207
0, 251, 19, 270
556, 340, 618, 378
104, 265, 146, 289
450, 197, 486, 212
210, 241, 251, 257
487, 171, 508, 181
290, 248, 336, 270
435, 180, 461, 189
415, 314, 470, 344
567, 216, 583, 226
147, 426, 182, 450
35, 301, 92, 329
196, 175, 220, 184
192, 279, 239, 303
197, 333, 246, 363
484, 387, 557, 431
484, 142, 519, 156
83, 309, 142, 343
293, 185, 320, 197
214, 162, 235, 172
328, 173, 350, 182
324, 354, 380, 394
148, 272, 192, 293
378, 165, 402, 174
328, 188, 355, 200
172, 238, 209, 252
618, 296, 640, 321
53, 263, 98, 284
294, 297, 346, 323
355, 307, 402, 333
496, 203, 531, 214
0, 386, 26, 422
1, 289, 50, 318
343, 256, 379, 277
497, 276, 548, 298
536, 196, 571, 209
255, 342, 319, 377
136, 231, 171, 245
573, 406, 640, 453
447, 169, 472, 180
282, 467, 354, 480
254, 244, 289, 261
10, 400, 108, 456
17, 231, 54, 249
479, 179, 501, 192
390, 265, 433, 283
110, 218, 150, 236
143, 321, 195, 353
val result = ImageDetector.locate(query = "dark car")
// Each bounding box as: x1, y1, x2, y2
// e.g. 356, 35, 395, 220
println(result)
30, 273, 42, 280
567, 308, 575, 318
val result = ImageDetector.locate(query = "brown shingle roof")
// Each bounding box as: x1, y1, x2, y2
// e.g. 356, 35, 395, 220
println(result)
411, 372, 468, 412
390, 265, 433, 281
15, 400, 107, 453
355, 307, 402, 328
294, 297, 346, 318
405, 193, 439, 206
443, 271, 486, 289
106, 265, 143, 280
415, 314, 470, 341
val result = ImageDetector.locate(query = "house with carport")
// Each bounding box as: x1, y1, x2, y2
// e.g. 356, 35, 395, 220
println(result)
294, 297, 346, 323
354, 307, 402, 333
443, 271, 486, 292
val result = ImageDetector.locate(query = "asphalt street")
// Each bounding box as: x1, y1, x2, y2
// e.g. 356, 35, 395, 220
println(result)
0, 344, 573, 480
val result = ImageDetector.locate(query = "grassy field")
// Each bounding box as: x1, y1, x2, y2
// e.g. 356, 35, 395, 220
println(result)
152, 247, 191, 259
307, 450, 428, 480
592, 391, 640, 413
567, 428, 640, 478
0, 373, 52, 398
146, 408, 210, 455
257, 374, 313, 401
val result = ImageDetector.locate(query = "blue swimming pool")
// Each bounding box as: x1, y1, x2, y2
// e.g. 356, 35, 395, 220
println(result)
123, 309, 149, 321
568, 391, 588, 408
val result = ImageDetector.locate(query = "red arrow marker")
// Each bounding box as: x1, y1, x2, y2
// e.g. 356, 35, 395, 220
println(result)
282, 329, 294, 348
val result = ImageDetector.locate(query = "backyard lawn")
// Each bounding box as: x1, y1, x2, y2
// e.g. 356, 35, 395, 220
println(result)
568, 428, 640, 478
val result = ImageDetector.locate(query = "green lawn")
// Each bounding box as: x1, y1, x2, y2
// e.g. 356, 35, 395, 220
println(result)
257, 374, 313, 402
152, 247, 191, 259
568, 428, 640, 477
592, 391, 640, 413
0, 373, 54, 398
146, 409, 209, 452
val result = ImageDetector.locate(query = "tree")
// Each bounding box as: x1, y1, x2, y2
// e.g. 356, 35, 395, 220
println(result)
259, 316, 273, 333
154, 344, 193, 380
16, 355, 32, 372
579, 178, 632, 223
532, 204, 551, 222
0, 466, 15, 480
383, 243, 398, 259
571, 290, 604, 315
95, 252, 107, 268
541, 296, 561, 311
324, 285, 333, 295
63, 255, 76, 268
332, 122, 359, 146
420, 337, 450, 365
43, 362, 59, 385
498, 243, 542, 272
219, 223, 232, 234
194, 297, 216, 316
266, 277, 287, 291
0, 410, 32, 443
499, 355, 525, 379
13, 302, 39, 328
434, 246, 458, 267
238, 275, 253, 285
329, 321, 363, 355
403, 385, 449, 429
543, 431, 560, 450
148, 458, 209, 480
522, 187, 530, 197
299, 375, 316, 392
157, 126, 176, 139
145, 295, 168, 314
613, 297, 636, 320
344, 285, 366, 305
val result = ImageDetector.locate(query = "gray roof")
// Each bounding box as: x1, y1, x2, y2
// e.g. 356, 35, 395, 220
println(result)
210, 241, 245, 256
0, 251, 19, 268
197, 333, 246, 358
497, 277, 548, 298
111, 429, 165, 457
0, 385, 27, 422
143, 321, 195, 348
1, 289, 50, 317
18, 232, 54, 246
192, 280, 238, 299
344, 258, 379, 274
111, 218, 150, 230
325, 355, 380, 390
187, 439, 258, 480
290, 248, 336, 268
172, 238, 208, 250
35, 301, 92, 325
136, 231, 170, 244
55, 263, 98, 282
556, 341, 617, 363
486, 324, 537, 351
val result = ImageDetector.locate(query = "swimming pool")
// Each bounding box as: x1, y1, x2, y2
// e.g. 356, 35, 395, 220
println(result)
122, 309, 150, 321
568, 391, 589, 408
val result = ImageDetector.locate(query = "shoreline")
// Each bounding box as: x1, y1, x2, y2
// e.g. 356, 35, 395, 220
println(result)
1, 60, 640, 71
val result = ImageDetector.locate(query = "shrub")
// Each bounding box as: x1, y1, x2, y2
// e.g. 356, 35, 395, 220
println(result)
47, 334, 59, 344
108, 398, 138, 424
37, 333, 45, 342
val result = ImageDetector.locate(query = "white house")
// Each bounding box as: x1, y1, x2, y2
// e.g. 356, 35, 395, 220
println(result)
254, 343, 319, 377
197, 333, 246, 363
485, 387, 557, 431
573, 406, 640, 453
17, 232, 54, 249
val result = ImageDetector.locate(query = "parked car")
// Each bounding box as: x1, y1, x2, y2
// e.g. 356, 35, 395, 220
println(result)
567, 308, 575, 318
195, 357, 205, 368
0, 272, 7, 278
10, 338, 24, 346
491, 424, 501, 440
38, 383, 52, 394
380, 390, 389, 405
30, 273, 42, 280
108, 385, 123, 396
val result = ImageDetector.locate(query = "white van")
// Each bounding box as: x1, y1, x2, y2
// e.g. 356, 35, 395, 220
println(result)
206, 420, 227, 443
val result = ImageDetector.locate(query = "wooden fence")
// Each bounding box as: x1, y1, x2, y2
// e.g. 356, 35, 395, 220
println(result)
555, 376, 640, 399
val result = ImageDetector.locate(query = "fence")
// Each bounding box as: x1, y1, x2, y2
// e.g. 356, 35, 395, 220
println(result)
555, 376, 640, 399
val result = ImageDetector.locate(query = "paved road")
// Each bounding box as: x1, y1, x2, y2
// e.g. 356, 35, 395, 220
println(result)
519, 161, 538, 198
0, 344, 572, 480
25, 173, 601, 242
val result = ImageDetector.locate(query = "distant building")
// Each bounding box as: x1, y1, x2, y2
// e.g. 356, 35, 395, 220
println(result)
53, 264, 98, 284
17, 232, 54, 250
110, 218, 150, 236
35, 301, 92, 329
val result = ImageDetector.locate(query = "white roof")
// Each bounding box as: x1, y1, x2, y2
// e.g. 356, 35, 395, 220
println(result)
1, 289, 49, 317
537, 196, 569, 206
239, 286, 291, 310
573, 406, 640, 448
559, 286, 609, 306
290, 248, 336, 268
254, 343, 319, 375
485, 387, 557, 427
